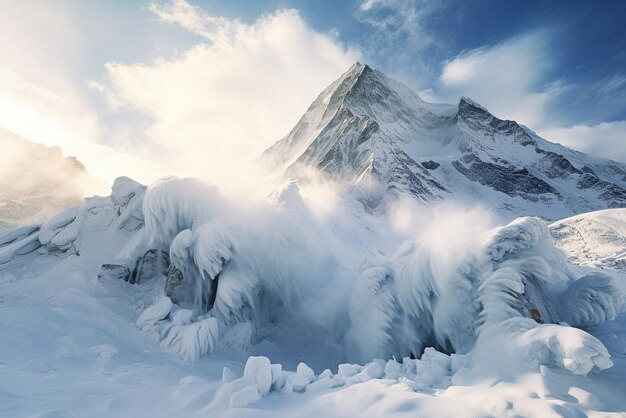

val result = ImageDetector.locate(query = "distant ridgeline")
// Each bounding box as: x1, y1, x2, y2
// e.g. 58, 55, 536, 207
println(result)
0, 128, 96, 228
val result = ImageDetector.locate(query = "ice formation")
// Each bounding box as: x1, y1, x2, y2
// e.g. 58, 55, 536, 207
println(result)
95, 177, 619, 375
2, 175, 623, 402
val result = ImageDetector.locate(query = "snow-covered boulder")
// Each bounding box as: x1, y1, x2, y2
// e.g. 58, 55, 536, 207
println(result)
243, 356, 272, 396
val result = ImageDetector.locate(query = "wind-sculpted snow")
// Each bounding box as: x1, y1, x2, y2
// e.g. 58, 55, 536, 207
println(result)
561, 272, 623, 327
45, 175, 611, 381
141, 177, 220, 249
2, 175, 624, 415
345, 215, 622, 377
0, 225, 42, 264
346, 264, 397, 361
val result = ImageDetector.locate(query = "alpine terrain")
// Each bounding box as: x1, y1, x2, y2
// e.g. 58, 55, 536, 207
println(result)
1, 63, 625, 418
264, 63, 626, 220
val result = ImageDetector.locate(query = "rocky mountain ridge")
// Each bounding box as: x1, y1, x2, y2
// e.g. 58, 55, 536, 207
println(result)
263, 62, 626, 220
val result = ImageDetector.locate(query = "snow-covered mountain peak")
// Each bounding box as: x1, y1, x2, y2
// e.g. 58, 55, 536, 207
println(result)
263, 63, 626, 220
458, 96, 487, 112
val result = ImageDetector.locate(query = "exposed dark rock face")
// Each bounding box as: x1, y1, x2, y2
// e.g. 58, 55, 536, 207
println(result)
581, 165, 596, 175
98, 249, 169, 285
452, 159, 557, 199
98, 264, 131, 282
457, 98, 536, 147
164, 264, 219, 311
384, 149, 447, 201
165, 264, 186, 304
131, 249, 170, 284
577, 174, 626, 208
421, 160, 440, 170
535, 149, 582, 179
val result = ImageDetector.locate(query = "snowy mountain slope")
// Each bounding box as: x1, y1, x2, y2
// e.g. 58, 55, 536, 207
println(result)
0, 128, 101, 228
551, 208, 626, 270
263, 63, 626, 220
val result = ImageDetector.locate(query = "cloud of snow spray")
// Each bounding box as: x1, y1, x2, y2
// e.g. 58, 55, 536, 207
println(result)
119, 167, 622, 375
0, 154, 616, 403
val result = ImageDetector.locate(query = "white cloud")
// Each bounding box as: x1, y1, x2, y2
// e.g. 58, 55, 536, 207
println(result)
148, 0, 235, 41
438, 33, 557, 128
0, 0, 358, 192
433, 32, 626, 162
539, 122, 626, 163
359, 0, 378, 11
102, 3, 359, 185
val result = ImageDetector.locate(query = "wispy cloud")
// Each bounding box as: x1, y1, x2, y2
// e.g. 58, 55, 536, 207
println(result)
354, 0, 448, 85
425, 31, 626, 162
551, 73, 626, 126
148, 0, 237, 41
538, 121, 626, 162
437, 32, 557, 128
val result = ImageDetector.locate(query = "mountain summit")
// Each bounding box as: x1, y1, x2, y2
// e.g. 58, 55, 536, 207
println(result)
263, 62, 626, 219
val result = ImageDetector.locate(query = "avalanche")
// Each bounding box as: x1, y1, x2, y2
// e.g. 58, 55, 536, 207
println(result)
135, 177, 620, 371
3, 176, 623, 370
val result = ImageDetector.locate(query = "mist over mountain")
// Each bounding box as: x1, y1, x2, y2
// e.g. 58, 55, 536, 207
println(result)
0, 128, 103, 228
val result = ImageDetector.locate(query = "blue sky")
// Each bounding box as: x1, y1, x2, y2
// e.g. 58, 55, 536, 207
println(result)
148, 0, 626, 125
1, 0, 625, 184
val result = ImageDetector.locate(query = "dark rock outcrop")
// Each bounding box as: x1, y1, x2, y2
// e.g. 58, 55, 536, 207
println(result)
98, 264, 131, 282
131, 249, 170, 284
452, 159, 558, 199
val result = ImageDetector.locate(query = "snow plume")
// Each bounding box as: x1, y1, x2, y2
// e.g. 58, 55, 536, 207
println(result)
348, 210, 621, 373
30, 174, 617, 371
116, 175, 352, 362
386, 205, 491, 357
